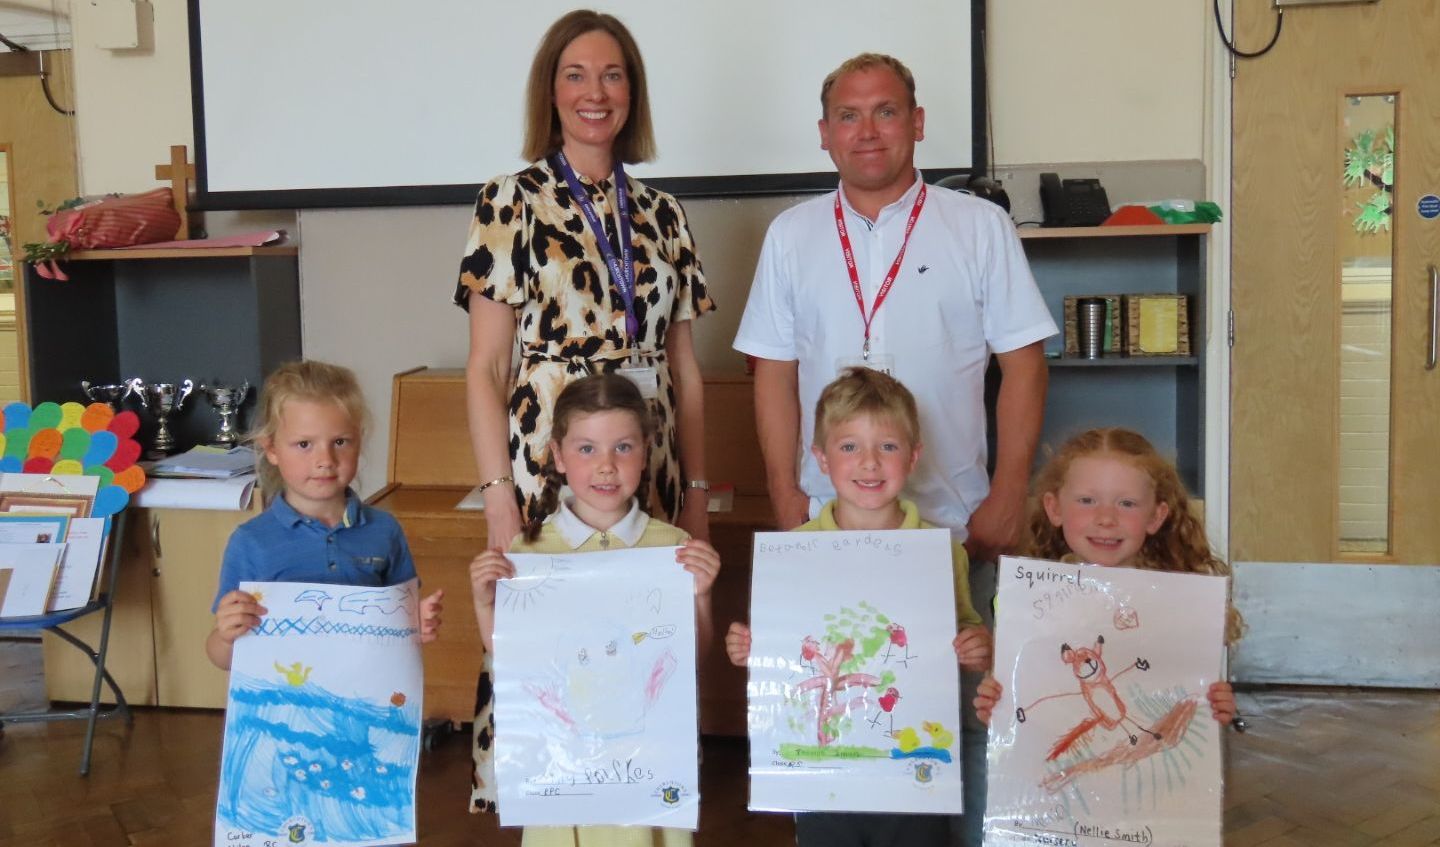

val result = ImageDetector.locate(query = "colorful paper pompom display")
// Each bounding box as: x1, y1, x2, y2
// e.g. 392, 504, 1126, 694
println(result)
2, 401, 145, 518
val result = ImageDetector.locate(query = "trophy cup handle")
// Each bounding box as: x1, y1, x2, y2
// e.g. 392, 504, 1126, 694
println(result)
124, 377, 144, 401
178, 378, 196, 407
237, 381, 251, 405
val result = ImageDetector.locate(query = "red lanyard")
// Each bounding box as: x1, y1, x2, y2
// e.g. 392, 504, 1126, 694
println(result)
833, 184, 927, 359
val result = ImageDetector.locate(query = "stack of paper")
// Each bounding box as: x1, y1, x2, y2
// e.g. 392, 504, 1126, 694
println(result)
149, 446, 257, 479
0, 513, 110, 616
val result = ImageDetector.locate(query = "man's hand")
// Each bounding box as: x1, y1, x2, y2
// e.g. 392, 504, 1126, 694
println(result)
418, 589, 444, 643
964, 483, 1027, 562
770, 486, 811, 530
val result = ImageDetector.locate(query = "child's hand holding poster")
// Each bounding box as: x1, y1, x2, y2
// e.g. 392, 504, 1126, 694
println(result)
215, 579, 424, 847
492, 547, 699, 830
987, 556, 1227, 847
747, 528, 963, 814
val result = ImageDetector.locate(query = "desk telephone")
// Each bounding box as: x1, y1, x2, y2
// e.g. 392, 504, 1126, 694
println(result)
1040, 172, 1112, 227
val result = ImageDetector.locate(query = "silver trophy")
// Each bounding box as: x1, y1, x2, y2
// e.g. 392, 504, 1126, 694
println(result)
128, 377, 195, 458
80, 379, 139, 410
200, 381, 250, 447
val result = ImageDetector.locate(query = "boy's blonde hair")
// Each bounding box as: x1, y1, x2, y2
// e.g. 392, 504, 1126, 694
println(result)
248, 360, 370, 494
1025, 427, 1245, 644
813, 367, 921, 450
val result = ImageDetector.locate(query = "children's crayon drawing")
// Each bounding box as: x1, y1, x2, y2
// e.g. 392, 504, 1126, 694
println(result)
747, 528, 963, 814
214, 579, 423, 847
492, 547, 699, 830
986, 556, 1227, 847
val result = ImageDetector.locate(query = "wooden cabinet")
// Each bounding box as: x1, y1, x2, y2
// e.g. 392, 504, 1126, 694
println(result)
43, 504, 259, 708
370, 368, 766, 735
1019, 224, 1209, 492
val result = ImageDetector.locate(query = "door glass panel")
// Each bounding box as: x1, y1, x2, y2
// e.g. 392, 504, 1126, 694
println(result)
0, 146, 18, 405
1337, 94, 1395, 554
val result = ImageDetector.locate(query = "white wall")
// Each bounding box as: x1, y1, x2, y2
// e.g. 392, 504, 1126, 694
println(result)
59, 1, 1213, 496
988, 1, 1206, 164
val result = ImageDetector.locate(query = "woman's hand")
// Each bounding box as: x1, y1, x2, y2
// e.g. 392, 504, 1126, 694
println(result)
483, 487, 523, 552
724, 622, 751, 668
676, 491, 710, 542
418, 589, 444, 643
952, 625, 993, 673
1207, 681, 1238, 725
676, 539, 720, 596
973, 675, 1004, 725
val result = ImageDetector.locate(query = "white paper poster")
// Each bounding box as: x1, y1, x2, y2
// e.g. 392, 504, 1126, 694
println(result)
0, 544, 65, 617
493, 547, 699, 830
747, 529, 963, 814
214, 579, 424, 847
51, 517, 107, 611
986, 557, 1227, 847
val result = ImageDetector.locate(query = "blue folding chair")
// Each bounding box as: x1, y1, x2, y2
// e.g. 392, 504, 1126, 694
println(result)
0, 512, 130, 775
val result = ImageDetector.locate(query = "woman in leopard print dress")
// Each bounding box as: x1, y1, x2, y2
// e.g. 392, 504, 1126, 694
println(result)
453, 10, 714, 822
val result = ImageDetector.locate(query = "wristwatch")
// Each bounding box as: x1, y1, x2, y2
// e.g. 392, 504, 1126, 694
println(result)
685, 479, 710, 492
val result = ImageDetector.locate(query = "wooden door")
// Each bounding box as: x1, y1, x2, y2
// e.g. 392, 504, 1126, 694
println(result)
1231, 2, 1440, 564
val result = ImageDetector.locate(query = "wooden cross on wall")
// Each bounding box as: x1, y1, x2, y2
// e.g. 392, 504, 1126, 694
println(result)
154, 144, 194, 240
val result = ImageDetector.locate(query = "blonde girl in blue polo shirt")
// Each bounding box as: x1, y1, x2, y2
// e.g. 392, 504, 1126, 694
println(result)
469, 372, 720, 847
206, 360, 443, 671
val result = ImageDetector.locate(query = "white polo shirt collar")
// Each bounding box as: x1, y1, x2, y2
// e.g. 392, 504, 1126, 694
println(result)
551, 497, 649, 549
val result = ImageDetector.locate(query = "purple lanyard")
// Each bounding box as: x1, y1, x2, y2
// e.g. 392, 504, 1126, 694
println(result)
554, 151, 639, 338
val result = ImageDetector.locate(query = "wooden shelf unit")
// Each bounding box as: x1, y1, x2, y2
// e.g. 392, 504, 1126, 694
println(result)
1020, 225, 1209, 493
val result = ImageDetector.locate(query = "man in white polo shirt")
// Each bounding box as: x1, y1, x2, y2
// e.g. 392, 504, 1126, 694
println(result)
734, 52, 1054, 556
733, 53, 1056, 846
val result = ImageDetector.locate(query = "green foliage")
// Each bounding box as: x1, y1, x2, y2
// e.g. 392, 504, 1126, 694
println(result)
822, 599, 894, 675
1343, 124, 1393, 234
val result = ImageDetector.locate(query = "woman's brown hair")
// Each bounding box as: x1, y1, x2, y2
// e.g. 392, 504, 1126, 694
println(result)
521, 10, 656, 165
1025, 427, 1245, 644
524, 372, 655, 541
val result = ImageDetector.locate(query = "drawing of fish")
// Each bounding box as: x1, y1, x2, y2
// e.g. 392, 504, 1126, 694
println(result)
294, 588, 332, 610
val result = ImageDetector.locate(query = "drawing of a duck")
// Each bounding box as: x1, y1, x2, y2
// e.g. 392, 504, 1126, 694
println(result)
890, 726, 922, 753
922, 720, 954, 751
275, 661, 312, 686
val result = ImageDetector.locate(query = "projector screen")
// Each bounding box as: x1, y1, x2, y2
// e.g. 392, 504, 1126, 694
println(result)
189, 0, 983, 209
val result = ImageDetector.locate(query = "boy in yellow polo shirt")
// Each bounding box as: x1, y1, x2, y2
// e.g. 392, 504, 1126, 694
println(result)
725, 366, 992, 846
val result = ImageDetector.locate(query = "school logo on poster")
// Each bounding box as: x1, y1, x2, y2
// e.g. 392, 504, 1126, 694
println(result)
283, 815, 312, 843
657, 782, 686, 806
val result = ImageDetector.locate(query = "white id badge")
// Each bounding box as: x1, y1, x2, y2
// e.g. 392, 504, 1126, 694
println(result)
618, 365, 659, 399
835, 354, 896, 376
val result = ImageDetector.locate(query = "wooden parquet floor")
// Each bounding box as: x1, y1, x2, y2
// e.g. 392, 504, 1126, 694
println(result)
1, 638, 1436, 845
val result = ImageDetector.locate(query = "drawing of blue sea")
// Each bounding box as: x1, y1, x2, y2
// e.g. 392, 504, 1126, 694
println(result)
216, 673, 420, 844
